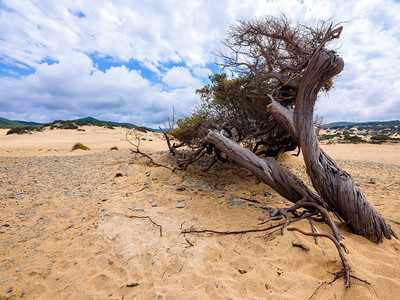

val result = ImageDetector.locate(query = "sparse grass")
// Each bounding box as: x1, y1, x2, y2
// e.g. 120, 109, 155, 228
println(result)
71, 142, 90, 151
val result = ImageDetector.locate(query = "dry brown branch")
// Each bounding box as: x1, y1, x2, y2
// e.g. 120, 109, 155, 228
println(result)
126, 129, 176, 172
128, 216, 163, 237
286, 227, 350, 287
182, 222, 286, 235
292, 241, 310, 251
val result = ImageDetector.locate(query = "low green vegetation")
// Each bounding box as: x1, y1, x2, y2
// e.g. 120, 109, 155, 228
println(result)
370, 134, 399, 141
169, 114, 207, 144
71, 142, 90, 151
342, 134, 365, 144
6, 126, 44, 135
321, 120, 400, 144
2, 116, 154, 134
135, 126, 149, 133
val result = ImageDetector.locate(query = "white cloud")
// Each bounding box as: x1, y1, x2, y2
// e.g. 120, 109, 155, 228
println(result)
162, 67, 202, 88
192, 66, 212, 78
0, 0, 400, 125
0, 52, 199, 127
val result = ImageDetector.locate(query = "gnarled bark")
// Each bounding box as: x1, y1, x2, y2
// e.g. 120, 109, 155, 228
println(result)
268, 50, 397, 243
207, 131, 321, 206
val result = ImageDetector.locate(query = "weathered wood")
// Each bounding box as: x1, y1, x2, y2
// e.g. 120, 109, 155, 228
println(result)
269, 50, 397, 243
207, 131, 322, 206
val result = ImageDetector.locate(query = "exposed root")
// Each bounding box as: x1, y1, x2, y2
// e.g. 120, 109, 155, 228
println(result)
309, 271, 376, 299
287, 227, 350, 287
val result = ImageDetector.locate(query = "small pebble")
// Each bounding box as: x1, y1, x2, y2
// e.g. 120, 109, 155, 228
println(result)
151, 204, 158, 207
270, 207, 280, 217
176, 185, 186, 191
128, 206, 144, 211
6, 287, 13, 293
176, 203, 186, 208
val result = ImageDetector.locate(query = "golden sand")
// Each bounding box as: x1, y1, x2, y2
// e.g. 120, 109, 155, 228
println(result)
0, 127, 399, 299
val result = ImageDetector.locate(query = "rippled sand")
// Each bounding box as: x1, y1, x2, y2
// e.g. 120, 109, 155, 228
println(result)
0, 128, 399, 299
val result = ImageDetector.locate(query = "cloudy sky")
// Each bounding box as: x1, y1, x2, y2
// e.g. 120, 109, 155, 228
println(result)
0, 0, 399, 127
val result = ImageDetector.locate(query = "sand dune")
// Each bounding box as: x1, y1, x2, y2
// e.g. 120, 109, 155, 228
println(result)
0, 128, 399, 299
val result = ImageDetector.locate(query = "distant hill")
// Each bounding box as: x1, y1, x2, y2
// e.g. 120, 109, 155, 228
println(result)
324, 121, 357, 128
0, 116, 139, 128
0, 117, 23, 128
324, 120, 400, 130
321, 120, 400, 144
1, 116, 157, 134
14, 120, 44, 126
73, 117, 138, 129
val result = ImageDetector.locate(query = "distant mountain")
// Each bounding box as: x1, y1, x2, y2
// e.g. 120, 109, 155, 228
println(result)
73, 117, 138, 128
0, 117, 43, 128
324, 121, 357, 128
325, 120, 400, 130
14, 120, 44, 126
0, 116, 142, 130
321, 120, 400, 144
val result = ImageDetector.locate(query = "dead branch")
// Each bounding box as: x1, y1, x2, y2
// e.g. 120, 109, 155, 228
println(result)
182, 222, 286, 235
126, 129, 176, 172
292, 241, 310, 251
128, 216, 163, 237
159, 127, 183, 157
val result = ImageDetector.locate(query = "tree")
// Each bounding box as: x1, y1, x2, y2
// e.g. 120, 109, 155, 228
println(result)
160, 15, 397, 286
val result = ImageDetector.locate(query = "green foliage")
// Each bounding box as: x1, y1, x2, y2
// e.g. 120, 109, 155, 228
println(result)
371, 134, 400, 141
135, 126, 149, 133
0, 117, 24, 128
343, 134, 365, 143
71, 142, 90, 151
169, 113, 207, 144
43, 119, 142, 130
172, 72, 285, 146
320, 133, 341, 140
46, 120, 78, 129
6, 126, 44, 135
371, 134, 391, 141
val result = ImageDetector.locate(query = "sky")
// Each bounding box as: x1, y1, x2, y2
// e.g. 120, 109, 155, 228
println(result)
0, 0, 399, 128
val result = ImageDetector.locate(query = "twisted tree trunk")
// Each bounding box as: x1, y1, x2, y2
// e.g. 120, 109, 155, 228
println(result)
269, 50, 396, 243
207, 131, 322, 206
